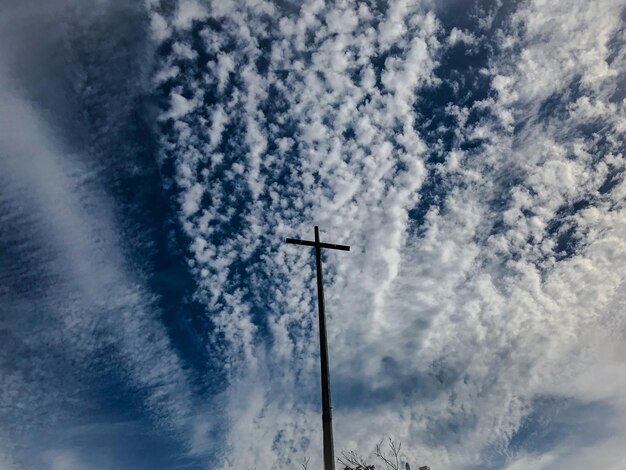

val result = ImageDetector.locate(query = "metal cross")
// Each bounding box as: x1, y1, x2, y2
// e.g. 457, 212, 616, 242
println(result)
286, 226, 350, 470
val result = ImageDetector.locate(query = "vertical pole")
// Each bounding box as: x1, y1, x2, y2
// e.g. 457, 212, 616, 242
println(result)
314, 226, 335, 470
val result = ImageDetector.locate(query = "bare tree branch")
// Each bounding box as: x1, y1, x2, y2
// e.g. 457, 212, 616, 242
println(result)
337, 450, 375, 470
374, 437, 404, 470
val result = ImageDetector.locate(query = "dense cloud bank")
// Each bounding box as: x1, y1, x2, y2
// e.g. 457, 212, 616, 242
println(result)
1, 0, 624, 469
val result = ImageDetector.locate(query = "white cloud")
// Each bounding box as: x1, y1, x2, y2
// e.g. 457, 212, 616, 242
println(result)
173, 0, 207, 30
3, 0, 623, 468
149, 11, 171, 42
448, 27, 476, 46
148, 0, 625, 465
146, 2, 623, 462
0, 56, 205, 466
163, 92, 198, 120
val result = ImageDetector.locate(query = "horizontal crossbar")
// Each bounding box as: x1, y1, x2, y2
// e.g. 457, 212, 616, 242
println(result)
285, 238, 351, 251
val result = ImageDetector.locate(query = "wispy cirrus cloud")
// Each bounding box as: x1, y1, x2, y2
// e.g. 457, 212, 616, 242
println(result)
1, 0, 624, 468
0, 1, 214, 467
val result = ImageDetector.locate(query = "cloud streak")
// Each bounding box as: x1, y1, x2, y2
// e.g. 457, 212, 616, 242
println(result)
0, 2, 214, 466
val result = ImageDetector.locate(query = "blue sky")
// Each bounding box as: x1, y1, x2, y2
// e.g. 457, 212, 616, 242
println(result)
0, 0, 625, 469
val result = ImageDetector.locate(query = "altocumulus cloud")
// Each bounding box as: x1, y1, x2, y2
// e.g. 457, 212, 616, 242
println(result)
1, 0, 625, 469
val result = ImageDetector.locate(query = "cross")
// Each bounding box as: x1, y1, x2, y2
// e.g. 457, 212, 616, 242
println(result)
286, 226, 350, 470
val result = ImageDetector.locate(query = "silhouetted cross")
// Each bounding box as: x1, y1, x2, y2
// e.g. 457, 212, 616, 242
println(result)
286, 226, 350, 470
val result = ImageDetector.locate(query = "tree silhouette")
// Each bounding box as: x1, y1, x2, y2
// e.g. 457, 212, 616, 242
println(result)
338, 437, 415, 470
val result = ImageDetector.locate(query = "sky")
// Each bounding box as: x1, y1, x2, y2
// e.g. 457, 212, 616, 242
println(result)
0, 0, 624, 469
